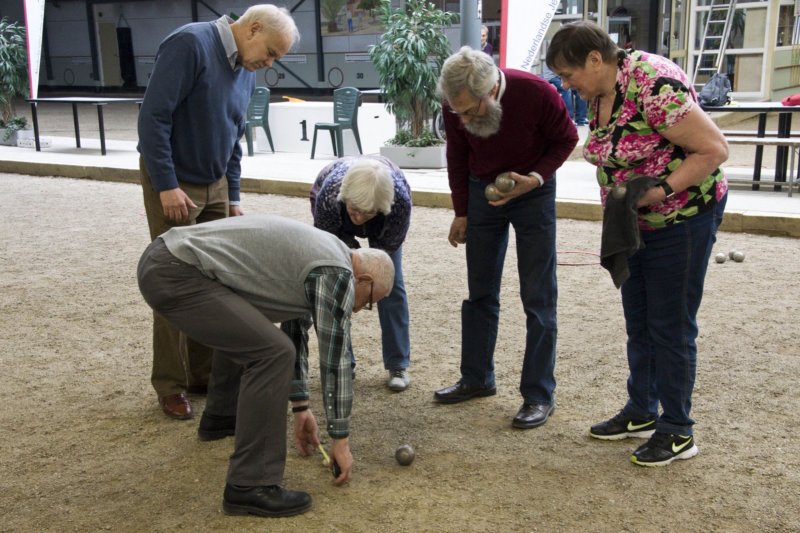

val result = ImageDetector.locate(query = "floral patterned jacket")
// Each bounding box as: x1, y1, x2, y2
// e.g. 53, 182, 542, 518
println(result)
583, 50, 727, 230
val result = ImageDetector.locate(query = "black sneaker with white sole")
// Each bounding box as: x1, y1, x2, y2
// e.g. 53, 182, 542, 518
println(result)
590, 411, 656, 440
630, 432, 699, 467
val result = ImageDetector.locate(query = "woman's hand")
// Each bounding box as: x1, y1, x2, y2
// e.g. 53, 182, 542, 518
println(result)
636, 184, 668, 208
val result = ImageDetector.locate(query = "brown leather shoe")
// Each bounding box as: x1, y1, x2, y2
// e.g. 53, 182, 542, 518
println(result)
159, 393, 193, 420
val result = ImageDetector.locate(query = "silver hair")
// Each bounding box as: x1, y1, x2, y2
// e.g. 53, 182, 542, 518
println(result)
354, 248, 395, 296
437, 46, 498, 102
336, 158, 396, 215
238, 4, 300, 47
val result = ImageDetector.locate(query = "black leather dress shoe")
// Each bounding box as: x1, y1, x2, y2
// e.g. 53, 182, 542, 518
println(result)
223, 484, 312, 518
434, 380, 496, 404
512, 402, 555, 429
198, 412, 236, 441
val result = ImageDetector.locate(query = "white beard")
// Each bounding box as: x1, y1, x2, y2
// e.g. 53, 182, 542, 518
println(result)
464, 98, 503, 138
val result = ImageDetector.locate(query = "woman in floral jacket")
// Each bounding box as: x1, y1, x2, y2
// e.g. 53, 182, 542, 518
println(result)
547, 21, 729, 467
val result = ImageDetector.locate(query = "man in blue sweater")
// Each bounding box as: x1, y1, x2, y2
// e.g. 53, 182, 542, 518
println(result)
138, 5, 299, 420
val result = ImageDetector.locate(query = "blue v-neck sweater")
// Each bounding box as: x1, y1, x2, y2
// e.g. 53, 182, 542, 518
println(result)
138, 21, 254, 202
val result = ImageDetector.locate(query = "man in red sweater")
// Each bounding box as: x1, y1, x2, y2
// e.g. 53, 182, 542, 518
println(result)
433, 46, 578, 429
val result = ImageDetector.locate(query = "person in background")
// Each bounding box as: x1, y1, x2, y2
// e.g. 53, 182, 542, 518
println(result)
480, 25, 493, 56
547, 21, 728, 467
433, 46, 578, 429
137, 5, 299, 420
137, 215, 395, 517
310, 156, 413, 392
574, 91, 588, 126
542, 61, 587, 125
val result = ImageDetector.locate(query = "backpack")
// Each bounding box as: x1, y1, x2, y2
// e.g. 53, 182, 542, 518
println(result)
698, 73, 731, 107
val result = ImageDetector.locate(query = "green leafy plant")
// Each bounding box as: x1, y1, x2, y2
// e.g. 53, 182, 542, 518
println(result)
1, 115, 27, 142
0, 17, 28, 126
386, 126, 442, 147
369, 0, 456, 147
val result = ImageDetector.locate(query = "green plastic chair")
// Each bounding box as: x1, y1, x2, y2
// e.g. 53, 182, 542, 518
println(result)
244, 87, 274, 156
311, 87, 362, 159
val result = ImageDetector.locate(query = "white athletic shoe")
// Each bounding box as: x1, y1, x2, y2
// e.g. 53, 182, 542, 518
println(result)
387, 369, 410, 392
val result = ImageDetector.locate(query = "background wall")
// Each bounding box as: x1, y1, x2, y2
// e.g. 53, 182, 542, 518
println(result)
0, 0, 461, 92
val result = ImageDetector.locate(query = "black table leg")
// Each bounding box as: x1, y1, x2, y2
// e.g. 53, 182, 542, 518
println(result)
72, 103, 81, 148
774, 113, 790, 191
752, 113, 766, 191
97, 104, 107, 155
29, 102, 41, 152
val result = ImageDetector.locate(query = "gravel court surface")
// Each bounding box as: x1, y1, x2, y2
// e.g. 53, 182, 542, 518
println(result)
1, 173, 798, 531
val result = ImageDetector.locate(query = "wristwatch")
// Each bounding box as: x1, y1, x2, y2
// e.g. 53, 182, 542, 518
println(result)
659, 181, 675, 199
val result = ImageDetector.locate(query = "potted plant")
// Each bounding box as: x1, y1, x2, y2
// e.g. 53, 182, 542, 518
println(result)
369, 0, 456, 168
0, 17, 30, 146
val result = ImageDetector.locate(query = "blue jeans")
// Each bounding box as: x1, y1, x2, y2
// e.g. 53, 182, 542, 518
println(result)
377, 246, 411, 370
574, 94, 588, 124
548, 76, 574, 119
621, 195, 726, 435
461, 177, 558, 404
351, 246, 410, 371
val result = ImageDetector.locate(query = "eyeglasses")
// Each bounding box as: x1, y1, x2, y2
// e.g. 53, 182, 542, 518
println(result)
448, 98, 484, 118
364, 281, 374, 311
347, 203, 378, 218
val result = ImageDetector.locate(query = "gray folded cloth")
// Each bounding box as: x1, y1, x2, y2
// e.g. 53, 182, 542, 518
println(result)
600, 177, 660, 288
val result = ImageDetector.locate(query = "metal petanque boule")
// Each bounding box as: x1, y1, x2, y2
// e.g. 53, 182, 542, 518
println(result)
484, 183, 503, 201
494, 172, 515, 193
714, 252, 727, 263
395, 444, 415, 466
732, 250, 745, 262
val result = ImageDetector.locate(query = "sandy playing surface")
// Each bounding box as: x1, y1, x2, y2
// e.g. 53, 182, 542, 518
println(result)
1, 173, 798, 531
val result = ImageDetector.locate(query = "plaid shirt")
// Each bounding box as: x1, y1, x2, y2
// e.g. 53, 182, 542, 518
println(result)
282, 266, 354, 438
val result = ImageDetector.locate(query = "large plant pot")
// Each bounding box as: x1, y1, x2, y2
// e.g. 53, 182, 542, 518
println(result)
0, 127, 33, 146
379, 144, 446, 169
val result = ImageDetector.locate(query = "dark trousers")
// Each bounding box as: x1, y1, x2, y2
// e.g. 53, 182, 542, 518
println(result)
461, 177, 558, 405
137, 239, 294, 486
139, 157, 228, 396
621, 195, 726, 435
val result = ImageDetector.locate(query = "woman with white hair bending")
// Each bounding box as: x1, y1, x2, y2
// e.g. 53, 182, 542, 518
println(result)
310, 155, 413, 392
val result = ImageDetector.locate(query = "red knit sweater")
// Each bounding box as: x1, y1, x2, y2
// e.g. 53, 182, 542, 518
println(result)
443, 68, 579, 216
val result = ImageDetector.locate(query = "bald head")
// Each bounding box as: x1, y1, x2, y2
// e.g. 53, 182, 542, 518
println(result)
353, 248, 395, 296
